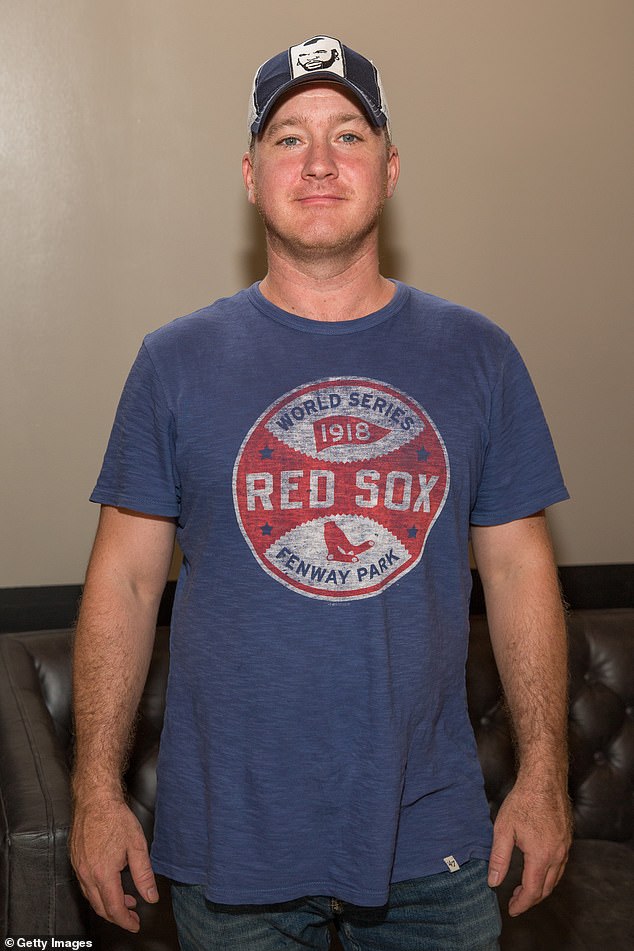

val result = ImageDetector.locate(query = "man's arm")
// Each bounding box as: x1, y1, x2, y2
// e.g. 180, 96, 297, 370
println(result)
470, 511, 572, 917
70, 505, 176, 933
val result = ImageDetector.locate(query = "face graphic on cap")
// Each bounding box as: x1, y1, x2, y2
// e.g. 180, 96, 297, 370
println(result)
297, 45, 339, 72
291, 36, 345, 79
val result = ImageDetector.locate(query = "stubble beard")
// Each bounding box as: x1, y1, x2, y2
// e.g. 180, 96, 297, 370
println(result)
255, 180, 388, 266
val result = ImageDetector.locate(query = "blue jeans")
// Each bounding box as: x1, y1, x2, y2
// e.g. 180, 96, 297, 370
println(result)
171, 860, 501, 950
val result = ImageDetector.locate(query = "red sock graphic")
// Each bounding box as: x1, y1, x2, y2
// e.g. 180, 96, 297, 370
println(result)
324, 521, 375, 563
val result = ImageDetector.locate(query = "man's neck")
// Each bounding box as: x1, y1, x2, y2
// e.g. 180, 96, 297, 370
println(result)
259, 245, 395, 322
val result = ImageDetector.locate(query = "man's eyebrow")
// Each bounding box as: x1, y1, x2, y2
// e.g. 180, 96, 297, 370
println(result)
263, 112, 370, 138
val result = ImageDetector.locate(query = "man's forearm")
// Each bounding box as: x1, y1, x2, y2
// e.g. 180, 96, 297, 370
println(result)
474, 518, 569, 782
72, 579, 159, 800
72, 506, 176, 801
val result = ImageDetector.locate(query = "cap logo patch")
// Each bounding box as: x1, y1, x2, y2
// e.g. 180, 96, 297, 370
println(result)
290, 36, 345, 79
233, 377, 450, 601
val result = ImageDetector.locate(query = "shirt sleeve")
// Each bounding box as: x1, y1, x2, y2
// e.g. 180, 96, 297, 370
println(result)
470, 340, 569, 525
90, 341, 181, 517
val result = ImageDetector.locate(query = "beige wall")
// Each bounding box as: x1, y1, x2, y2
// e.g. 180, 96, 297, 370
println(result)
1, 0, 632, 586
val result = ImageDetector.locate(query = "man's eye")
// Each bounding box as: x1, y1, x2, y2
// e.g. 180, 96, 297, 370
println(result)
340, 133, 361, 144
279, 136, 300, 147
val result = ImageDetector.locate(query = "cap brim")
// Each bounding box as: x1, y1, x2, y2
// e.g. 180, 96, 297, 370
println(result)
250, 73, 387, 135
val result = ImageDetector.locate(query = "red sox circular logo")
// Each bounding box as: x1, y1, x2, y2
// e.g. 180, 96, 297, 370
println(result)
233, 377, 450, 601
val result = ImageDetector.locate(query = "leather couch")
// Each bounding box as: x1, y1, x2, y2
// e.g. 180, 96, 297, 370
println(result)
1, 609, 632, 949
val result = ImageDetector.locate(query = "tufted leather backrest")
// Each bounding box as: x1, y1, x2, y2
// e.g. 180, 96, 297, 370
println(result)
7, 610, 634, 845
567, 610, 634, 840
467, 609, 634, 840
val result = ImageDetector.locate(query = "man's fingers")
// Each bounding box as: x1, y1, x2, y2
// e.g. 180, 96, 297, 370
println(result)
542, 861, 564, 898
80, 873, 140, 933
80, 882, 108, 923
487, 822, 513, 887
128, 840, 159, 904
508, 854, 565, 916
508, 869, 544, 916
99, 876, 141, 931
78, 863, 146, 931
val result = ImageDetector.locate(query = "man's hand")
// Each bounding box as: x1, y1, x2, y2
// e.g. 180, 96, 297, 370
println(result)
70, 797, 159, 932
488, 775, 572, 916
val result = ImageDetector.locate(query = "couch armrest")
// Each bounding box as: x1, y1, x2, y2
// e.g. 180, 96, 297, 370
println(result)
0, 632, 88, 936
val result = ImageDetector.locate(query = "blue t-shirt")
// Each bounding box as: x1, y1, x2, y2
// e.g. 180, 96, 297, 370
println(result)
91, 281, 568, 905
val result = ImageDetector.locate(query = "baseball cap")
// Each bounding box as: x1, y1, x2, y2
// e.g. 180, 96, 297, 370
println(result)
248, 35, 390, 137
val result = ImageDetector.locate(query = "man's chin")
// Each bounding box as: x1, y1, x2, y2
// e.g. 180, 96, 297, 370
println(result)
265, 222, 380, 262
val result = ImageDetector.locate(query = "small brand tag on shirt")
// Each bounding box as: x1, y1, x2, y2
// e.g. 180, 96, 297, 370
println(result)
443, 855, 460, 872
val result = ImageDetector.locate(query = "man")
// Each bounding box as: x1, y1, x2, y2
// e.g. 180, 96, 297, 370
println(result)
70, 35, 572, 950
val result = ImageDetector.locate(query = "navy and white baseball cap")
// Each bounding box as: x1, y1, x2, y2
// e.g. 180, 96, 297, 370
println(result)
248, 35, 390, 137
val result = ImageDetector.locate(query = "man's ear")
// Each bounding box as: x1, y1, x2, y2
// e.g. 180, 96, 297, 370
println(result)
242, 152, 256, 204
386, 145, 400, 200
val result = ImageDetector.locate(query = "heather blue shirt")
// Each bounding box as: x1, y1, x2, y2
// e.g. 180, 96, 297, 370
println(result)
91, 282, 568, 905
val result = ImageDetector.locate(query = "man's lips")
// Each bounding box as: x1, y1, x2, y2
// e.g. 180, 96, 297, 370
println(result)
295, 194, 346, 205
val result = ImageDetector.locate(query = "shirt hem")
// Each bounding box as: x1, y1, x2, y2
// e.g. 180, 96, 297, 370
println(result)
152, 845, 492, 907
153, 860, 390, 906
391, 845, 491, 886
89, 490, 180, 518
470, 486, 569, 526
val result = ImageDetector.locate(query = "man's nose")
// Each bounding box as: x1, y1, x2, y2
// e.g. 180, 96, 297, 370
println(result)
302, 140, 338, 179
